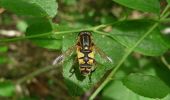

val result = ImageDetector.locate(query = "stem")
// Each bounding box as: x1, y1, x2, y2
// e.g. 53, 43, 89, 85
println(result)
0, 32, 52, 42
93, 25, 107, 31
89, 23, 159, 100
161, 11, 170, 20
160, 5, 170, 18
0, 28, 93, 43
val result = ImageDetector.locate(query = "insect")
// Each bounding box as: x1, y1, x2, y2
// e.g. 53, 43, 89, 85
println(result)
53, 31, 112, 76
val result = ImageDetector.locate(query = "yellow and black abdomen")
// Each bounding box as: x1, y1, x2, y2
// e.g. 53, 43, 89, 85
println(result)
76, 46, 95, 75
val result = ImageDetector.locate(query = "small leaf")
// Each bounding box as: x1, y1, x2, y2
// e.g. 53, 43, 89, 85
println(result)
112, 0, 160, 14
62, 32, 125, 95
123, 73, 170, 98
0, 0, 58, 17
26, 18, 62, 50
0, 81, 15, 97
110, 20, 168, 56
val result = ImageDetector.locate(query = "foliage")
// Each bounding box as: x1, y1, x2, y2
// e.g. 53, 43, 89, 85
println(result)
0, 0, 170, 99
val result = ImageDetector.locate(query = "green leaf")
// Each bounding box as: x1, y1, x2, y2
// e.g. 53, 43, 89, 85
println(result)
62, 32, 125, 95
110, 20, 168, 56
0, 81, 15, 97
102, 80, 170, 100
112, 0, 160, 14
26, 18, 62, 50
123, 73, 170, 98
0, 0, 58, 17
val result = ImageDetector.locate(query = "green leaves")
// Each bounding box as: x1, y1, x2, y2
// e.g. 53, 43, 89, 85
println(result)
0, 0, 58, 17
123, 74, 170, 98
112, 0, 160, 14
110, 20, 168, 56
0, 81, 15, 97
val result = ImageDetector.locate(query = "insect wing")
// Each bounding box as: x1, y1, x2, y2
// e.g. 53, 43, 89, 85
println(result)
52, 54, 64, 65
52, 46, 76, 65
94, 46, 113, 65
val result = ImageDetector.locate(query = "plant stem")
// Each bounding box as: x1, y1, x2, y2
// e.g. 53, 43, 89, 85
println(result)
89, 23, 159, 100
0, 28, 93, 43
160, 5, 170, 18
0, 32, 52, 42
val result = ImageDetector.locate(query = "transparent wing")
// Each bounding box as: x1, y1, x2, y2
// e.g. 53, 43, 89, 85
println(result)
52, 54, 64, 65
94, 46, 113, 64
52, 46, 76, 65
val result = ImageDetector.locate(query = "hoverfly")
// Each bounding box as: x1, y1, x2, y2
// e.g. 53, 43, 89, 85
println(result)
53, 31, 112, 76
